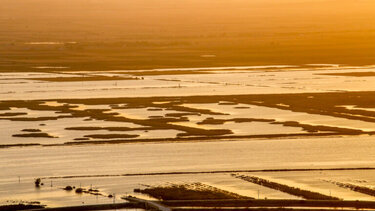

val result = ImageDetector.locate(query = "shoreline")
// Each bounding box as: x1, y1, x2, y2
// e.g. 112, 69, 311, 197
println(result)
0, 132, 366, 149
40, 167, 375, 180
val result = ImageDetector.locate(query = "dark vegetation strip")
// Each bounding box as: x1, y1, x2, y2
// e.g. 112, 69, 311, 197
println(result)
21, 128, 42, 132
27, 76, 139, 82
65, 126, 154, 131
318, 72, 375, 77
40, 167, 375, 180
232, 174, 340, 200
327, 180, 375, 197
198, 117, 274, 125
1, 115, 73, 121
0, 143, 41, 148
83, 134, 139, 139
172, 208, 363, 211
0, 132, 348, 149
165, 112, 200, 117
0, 112, 27, 116
12, 133, 56, 138
23, 202, 142, 211
56, 132, 340, 146
0, 204, 45, 211
160, 199, 375, 209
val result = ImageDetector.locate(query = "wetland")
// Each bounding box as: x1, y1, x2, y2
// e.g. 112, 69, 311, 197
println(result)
2, 0, 375, 209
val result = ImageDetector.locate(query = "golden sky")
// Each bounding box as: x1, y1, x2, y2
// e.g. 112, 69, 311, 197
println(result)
1, 0, 375, 66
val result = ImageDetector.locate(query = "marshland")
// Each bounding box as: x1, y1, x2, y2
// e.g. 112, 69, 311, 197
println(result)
2, 0, 375, 210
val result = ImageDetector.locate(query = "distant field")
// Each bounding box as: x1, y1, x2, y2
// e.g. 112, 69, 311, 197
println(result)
1, 0, 375, 72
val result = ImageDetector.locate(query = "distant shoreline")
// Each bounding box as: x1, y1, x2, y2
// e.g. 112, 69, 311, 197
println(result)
40, 167, 375, 180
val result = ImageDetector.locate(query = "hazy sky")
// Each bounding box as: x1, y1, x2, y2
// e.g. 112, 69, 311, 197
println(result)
1, 0, 375, 66
1, 0, 374, 37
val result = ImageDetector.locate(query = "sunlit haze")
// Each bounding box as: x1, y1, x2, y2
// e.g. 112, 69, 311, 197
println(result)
1, 1, 375, 210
